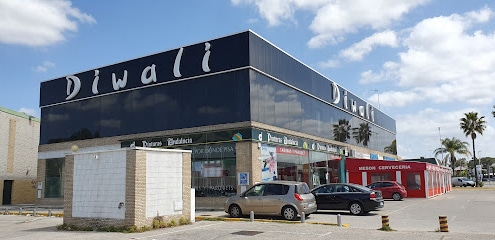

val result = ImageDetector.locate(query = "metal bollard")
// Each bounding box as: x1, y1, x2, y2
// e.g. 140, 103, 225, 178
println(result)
301, 212, 305, 223
337, 214, 342, 227
381, 215, 390, 228
439, 216, 449, 232
19, 208, 23, 216
4, 208, 8, 215
48, 209, 52, 217
33, 208, 37, 217
250, 211, 254, 222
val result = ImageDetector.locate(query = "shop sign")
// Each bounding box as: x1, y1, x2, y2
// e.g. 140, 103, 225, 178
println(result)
64, 42, 212, 101
358, 165, 412, 171
254, 129, 342, 154
331, 82, 375, 122
277, 146, 308, 156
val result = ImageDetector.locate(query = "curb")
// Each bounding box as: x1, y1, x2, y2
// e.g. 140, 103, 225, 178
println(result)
195, 215, 349, 227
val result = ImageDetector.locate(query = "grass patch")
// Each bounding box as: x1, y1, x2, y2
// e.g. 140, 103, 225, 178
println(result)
378, 225, 395, 231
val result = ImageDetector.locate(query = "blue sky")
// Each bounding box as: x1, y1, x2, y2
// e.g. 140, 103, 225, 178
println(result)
1, 0, 494, 160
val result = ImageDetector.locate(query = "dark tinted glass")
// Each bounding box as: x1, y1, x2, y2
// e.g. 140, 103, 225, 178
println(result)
250, 70, 395, 153
40, 70, 251, 144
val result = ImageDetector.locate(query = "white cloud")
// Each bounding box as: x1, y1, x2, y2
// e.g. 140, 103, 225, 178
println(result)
18, 107, 38, 117
232, 0, 429, 48
371, 7, 495, 106
307, 0, 429, 48
33, 61, 56, 73
370, 90, 418, 108
0, 0, 95, 47
340, 30, 398, 61
396, 108, 495, 159
318, 59, 340, 69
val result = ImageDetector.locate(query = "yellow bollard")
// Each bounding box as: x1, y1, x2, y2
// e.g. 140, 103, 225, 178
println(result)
381, 215, 389, 228
439, 216, 449, 232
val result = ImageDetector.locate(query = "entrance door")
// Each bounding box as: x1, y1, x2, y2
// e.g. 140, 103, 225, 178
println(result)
312, 167, 329, 187
2, 180, 13, 205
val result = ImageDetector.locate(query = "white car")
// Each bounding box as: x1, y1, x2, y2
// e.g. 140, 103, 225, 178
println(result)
452, 177, 476, 187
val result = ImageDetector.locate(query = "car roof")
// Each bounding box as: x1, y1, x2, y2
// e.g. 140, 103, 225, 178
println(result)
256, 180, 304, 185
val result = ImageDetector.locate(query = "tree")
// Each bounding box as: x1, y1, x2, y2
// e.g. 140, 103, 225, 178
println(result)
333, 119, 351, 142
460, 112, 486, 186
384, 140, 397, 155
492, 105, 495, 118
353, 123, 372, 147
433, 137, 470, 175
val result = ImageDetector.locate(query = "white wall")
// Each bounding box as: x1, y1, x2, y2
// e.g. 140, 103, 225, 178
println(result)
72, 150, 127, 219
146, 151, 183, 218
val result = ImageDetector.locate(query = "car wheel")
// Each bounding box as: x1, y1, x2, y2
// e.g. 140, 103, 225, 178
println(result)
349, 202, 364, 215
392, 192, 402, 201
471, 184, 475, 187
228, 204, 242, 218
282, 206, 297, 221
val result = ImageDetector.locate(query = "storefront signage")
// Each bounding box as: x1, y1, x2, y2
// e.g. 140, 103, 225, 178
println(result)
277, 146, 308, 156
63, 42, 212, 101
167, 137, 193, 146
331, 82, 375, 122
358, 165, 412, 171
141, 140, 163, 147
254, 129, 342, 154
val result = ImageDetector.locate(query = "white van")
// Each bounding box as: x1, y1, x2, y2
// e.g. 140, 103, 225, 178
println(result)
452, 177, 476, 187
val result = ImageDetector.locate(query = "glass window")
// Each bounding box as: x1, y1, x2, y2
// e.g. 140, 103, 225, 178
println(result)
45, 158, 65, 198
371, 173, 392, 182
406, 172, 421, 190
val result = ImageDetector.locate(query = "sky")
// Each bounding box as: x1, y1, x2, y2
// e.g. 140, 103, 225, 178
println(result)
1, 0, 494, 160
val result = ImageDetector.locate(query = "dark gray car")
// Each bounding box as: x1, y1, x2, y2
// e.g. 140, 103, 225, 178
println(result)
224, 181, 317, 221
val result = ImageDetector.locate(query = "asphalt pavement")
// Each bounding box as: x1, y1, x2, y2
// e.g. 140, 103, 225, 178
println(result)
1, 184, 495, 239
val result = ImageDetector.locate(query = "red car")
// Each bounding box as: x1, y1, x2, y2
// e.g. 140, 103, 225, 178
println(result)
366, 181, 407, 201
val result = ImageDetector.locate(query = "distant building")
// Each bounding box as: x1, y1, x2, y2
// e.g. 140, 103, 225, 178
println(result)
0, 106, 40, 205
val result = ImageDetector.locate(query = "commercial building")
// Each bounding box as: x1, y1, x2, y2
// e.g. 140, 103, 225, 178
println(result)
0, 106, 40, 205
346, 158, 452, 198
38, 30, 397, 209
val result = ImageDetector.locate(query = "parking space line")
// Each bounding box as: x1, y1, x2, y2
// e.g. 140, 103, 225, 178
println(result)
384, 199, 429, 215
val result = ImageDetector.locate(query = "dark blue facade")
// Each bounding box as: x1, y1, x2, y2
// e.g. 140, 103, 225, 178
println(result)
39, 31, 396, 153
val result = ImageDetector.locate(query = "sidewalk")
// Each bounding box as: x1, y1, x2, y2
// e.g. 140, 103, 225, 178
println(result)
0, 204, 63, 217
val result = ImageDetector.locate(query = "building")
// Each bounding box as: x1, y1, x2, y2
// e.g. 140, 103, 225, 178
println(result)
346, 158, 452, 198
38, 30, 397, 209
0, 106, 40, 205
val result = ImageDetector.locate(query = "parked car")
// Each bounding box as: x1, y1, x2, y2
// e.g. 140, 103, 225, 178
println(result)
224, 181, 317, 221
366, 181, 407, 201
452, 177, 476, 187
311, 183, 384, 215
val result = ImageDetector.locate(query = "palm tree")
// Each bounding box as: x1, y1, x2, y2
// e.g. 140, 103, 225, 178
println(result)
353, 123, 372, 147
433, 137, 470, 175
333, 119, 351, 143
460, 112, 486, 186
384, 140, 397, 155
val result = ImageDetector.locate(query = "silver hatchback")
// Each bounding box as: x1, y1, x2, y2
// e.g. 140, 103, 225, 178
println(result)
224, 181, 317, 221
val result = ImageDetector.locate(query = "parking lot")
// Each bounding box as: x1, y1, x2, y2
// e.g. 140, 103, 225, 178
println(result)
1, 187, 495, 239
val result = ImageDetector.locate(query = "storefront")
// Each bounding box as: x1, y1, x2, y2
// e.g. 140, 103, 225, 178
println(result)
38, 30, 397, 208
346, 158, 452, 198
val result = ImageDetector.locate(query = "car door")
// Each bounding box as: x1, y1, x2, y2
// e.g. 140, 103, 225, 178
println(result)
262, 184, 289, 214
313, 185, 334, 210
240, 184, 266, 214
332, 184, 354, 210
314, 184, 347, 210
380, 182, 394, 199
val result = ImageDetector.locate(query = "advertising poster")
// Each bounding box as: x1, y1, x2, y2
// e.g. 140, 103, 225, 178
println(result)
260, 144, 277, 182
